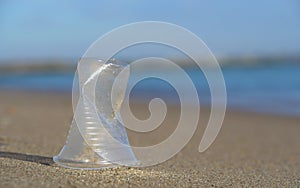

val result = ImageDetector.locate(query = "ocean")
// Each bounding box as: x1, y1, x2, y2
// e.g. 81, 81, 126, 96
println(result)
1, 63, 300, 117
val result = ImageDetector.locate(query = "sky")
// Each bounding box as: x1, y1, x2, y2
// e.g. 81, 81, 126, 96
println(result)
0, 0, 300, 61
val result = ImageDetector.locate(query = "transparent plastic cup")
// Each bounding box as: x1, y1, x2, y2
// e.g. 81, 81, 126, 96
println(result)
53, 58, 137, 169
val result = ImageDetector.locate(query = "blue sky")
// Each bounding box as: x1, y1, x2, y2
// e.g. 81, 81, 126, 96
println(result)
0, 0, 300, 60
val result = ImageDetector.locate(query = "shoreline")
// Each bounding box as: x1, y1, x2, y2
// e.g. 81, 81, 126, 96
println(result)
1, 90, 299, 119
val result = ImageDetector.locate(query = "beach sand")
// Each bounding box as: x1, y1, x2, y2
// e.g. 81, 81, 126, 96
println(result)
0, 91, 299, 187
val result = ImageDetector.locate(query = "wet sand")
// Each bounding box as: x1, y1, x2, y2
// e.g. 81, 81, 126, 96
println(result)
0, 91, 299, 187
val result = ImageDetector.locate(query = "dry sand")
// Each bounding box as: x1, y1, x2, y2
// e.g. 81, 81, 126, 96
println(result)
0, 91, 299, 187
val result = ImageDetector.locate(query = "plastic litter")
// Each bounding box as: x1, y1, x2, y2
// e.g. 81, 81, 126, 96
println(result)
53, 58, 137, 169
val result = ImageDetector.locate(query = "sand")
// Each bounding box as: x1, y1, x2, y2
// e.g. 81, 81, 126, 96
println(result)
0, 91, 299, 187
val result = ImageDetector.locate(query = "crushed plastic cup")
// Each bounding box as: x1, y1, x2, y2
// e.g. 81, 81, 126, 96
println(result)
53, 58, 138, 169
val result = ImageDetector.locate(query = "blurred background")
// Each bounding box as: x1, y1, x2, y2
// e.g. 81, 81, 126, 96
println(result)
0, 0, 300, 116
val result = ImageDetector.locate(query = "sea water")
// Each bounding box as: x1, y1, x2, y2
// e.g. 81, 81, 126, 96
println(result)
0, 62, 299, 117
